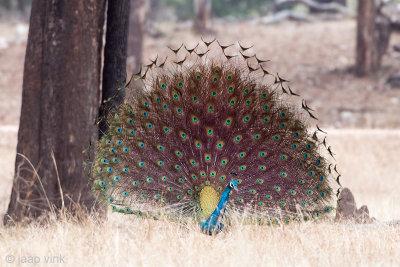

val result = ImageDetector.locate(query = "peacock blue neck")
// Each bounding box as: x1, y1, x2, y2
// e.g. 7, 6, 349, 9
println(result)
200, 180, 236, 235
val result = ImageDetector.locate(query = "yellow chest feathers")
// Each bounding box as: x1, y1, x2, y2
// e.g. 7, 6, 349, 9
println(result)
199, 186, 220, 218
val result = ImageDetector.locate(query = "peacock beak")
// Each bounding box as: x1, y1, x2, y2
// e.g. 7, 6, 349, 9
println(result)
234, 186, 238, 192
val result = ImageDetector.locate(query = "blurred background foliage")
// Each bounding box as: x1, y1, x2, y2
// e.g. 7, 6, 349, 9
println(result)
1, 0, 398, 21
1, 0, 368, 21
158, 0, 271, 20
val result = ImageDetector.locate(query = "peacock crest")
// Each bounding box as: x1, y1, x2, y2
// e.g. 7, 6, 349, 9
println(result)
91, 39, 341, 233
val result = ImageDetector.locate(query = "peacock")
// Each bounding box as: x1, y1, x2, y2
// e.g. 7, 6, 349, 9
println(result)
91, 39, 340, 235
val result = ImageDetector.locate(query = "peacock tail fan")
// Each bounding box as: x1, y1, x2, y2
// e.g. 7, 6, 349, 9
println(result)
91, 39, 340, 227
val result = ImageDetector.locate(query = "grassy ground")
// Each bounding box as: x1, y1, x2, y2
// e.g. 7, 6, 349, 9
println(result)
0, 130, 399, 267
0, 214, 399, 266
1, 19, 400, 266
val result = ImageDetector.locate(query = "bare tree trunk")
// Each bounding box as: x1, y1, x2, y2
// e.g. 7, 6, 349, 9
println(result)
127, 0, 146, 74
355, 0, 391, 76
99, 0, 130, 138
356, 0, 377, 76
193, 0, 211, 34
375, 7, 391, 65
145, 0, 162, 38
4, 0, 106, 224
127, 0, 144, 73
146, 0, 159, 29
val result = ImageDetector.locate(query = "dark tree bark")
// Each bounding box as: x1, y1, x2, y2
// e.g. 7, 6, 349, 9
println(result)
99, 0, 130, 138
356, 0, 377, 76
193, 0, 211, 34
127, 0, 146, 74
355, 0, 391, 76
4, 0, 106, 224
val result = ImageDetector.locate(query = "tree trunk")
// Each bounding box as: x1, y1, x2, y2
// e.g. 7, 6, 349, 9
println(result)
127, 0, 146, 74
99, 0, 130, 138
4, 0, 106, 224
356, 0, 377, 76
145, 0, 161, 38
355, 0, 391, 76
147, 0, 159, 26
193, 0, 211, 34
375, 7, 391, 65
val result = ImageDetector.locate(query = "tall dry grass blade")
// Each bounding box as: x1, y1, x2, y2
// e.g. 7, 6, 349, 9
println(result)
16, 153, 54, 215
51, 150, 65, 213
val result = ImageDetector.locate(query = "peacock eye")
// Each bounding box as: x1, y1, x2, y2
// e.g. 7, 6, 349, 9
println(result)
230, 182, 234, 188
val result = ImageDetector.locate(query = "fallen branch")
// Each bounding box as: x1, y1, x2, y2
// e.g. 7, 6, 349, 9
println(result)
387, 73, 400, 88
254, 10, 314, 25
391, 17, 400, 32
275, 0, 354, 17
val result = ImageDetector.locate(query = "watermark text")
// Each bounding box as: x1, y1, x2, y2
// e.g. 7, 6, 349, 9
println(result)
5, 254, 66, 265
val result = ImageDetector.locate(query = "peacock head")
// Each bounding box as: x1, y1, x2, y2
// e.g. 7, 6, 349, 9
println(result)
229, 180, 238, 192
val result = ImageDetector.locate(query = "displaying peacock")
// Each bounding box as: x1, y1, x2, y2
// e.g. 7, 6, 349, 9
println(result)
92, 39, 340, 235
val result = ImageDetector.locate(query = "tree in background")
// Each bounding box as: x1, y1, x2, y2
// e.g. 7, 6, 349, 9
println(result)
4, 0, 132, 224
193, 0, 211, 34
355, 0, 391, 76
127, 0, 147, 74
145, 0, 160, 35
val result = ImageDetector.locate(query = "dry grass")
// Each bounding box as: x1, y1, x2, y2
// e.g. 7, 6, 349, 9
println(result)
0, 213, 399, 266
328, 129, 400, 221
0, 129, 399, 267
